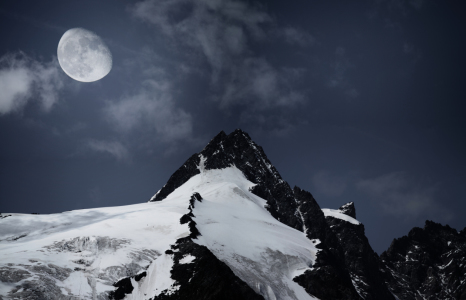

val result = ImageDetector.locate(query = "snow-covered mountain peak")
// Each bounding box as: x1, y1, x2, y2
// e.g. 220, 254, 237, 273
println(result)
2, 129, 463, 300
0, 162, 320, 299
149, 130, 393, 299
150, 129, 284, 203
200, 129, 283, 185
165, 165, 320, 300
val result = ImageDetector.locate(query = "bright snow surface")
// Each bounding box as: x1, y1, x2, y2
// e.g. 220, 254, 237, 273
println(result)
0, 164, 318, 300
0, 202, 189, 299
321, 209, 360, 225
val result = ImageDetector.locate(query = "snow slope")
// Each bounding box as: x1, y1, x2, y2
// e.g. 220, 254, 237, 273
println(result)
321, 208, 360, 225
0, 162, 319, 300
0, 201, 190, 299
157, 163, 319, 300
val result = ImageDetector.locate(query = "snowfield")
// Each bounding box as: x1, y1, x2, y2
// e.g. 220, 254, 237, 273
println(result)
0, 200, 190, 299
0, 162, 318, 299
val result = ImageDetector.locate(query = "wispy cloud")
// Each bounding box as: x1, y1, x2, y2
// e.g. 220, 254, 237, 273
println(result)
87, 140, 130, 162
218, 57, 305, 110
312, 171, 348, 197
103, 79, 193, 144
131, 0, 271, 80
327, 47, 359, 98
357, 171, 452, 220
0, 52, 64, 115
277, 26, 316, 47
130, 0, 310, 120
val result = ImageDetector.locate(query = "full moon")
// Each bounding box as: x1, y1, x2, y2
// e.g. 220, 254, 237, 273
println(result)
57, 28, 112, 82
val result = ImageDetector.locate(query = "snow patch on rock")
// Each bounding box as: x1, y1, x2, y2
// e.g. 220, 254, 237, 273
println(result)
321, 208, 360, 225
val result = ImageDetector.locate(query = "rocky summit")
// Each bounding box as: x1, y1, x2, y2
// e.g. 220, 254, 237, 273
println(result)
380, 221, 466, 299
0, 129, 465, 299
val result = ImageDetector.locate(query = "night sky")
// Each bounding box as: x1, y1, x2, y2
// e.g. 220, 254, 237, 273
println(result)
1, 0, 465, 254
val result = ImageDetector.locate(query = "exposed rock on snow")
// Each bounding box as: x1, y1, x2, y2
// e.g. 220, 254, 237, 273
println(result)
338, 202, 356, 219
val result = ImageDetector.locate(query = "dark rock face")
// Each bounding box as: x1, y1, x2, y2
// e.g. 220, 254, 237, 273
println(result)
109, 269, 147, 299
293, 187, 361, 300
380, 220, 466, 300
155, 240, 265, 300
324, 206, 394, 300
338, 202, 356, 219
293, 187, 338, 248
109, 277, 135, 300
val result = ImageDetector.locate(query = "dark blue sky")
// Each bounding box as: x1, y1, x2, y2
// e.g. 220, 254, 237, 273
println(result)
0, 0, 465, 254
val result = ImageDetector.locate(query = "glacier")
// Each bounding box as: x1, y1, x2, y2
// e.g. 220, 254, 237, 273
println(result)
0, 163, 319, 299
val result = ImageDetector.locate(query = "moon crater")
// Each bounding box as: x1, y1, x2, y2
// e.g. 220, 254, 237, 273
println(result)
57, 28, 112, 82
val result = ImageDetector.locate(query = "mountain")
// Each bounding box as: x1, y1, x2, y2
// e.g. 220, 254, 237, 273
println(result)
380, 221, 466, 299
0, 129, 464, 300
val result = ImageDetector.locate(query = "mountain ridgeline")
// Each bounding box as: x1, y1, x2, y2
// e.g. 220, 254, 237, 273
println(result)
149, 129, 466, 300
2, 129, 463, 300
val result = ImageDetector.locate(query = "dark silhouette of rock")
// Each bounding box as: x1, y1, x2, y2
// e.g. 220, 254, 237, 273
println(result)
109, 277, 134, 300
338, 202, 356, 219
381, 220, 466, 300
324, 203, 394, 299
293, 187, 361, 300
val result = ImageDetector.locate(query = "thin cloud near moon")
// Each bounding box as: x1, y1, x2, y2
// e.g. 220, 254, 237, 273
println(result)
57, 28, 112, 82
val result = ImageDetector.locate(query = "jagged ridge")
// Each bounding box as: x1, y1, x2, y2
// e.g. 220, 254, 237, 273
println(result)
149, 129, 392, 300
380, 220, 466, 300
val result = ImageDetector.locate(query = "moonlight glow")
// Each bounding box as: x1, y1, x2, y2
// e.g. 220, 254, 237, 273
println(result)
57, 28, 112, 82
